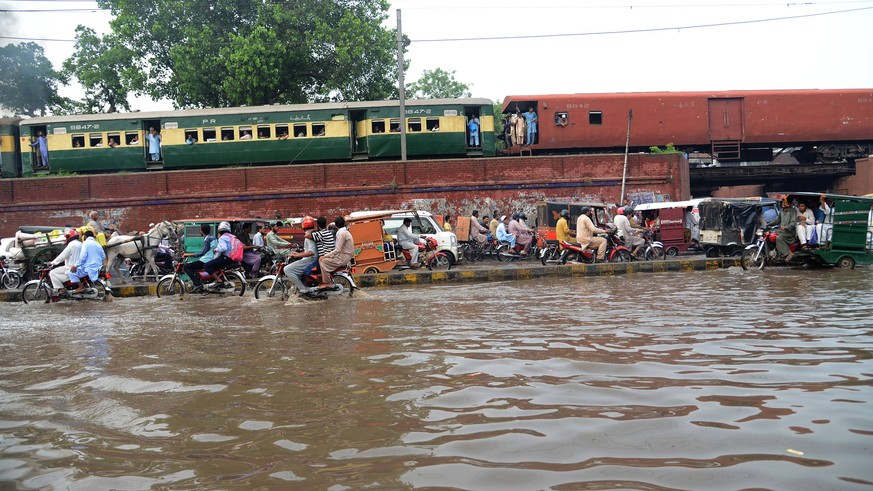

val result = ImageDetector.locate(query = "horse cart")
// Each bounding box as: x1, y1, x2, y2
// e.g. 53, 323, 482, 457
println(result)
6, 226, 67, 280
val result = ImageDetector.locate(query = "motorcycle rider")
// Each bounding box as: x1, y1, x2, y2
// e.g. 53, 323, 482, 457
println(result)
508, 212, 532, 255
496, 215, 517, 250
204, 221, 238, 288
576, 206, 607, 261
767, 197, 798, 261
614, 207, 645, 258
284, 216, 318, 293
556, 209, 576, 245
397, 217, 424, 267
68, 229, 106, 294
48, 229, 83, 302
183, 224, 216, 293
266, 221, 293, 258
317, 217, 355, 290
237, 222, 261, 278
303, 217, 336, 281
469, 210, 488, 245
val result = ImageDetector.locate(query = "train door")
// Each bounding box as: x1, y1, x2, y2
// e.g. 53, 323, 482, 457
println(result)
464, 105, 485, 156
142, 119, 162, 166
350, 110, 368, 160
26, 125, 49, 172
708, 98, 744, 160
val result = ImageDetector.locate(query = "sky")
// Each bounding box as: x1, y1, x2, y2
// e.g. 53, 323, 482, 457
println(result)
1, 0, 872, 112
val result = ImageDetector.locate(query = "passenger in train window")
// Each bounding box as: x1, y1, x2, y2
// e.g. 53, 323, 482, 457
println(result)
108, 138, 117, 148
278, 132, 288, 140
258, 131, 266, 139
240, 130, 252, 140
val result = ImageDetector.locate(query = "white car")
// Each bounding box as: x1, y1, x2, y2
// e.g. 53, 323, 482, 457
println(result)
349, 210, 461, 263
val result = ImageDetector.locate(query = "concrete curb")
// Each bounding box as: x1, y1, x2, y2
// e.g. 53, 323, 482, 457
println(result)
0, 258, 740, 302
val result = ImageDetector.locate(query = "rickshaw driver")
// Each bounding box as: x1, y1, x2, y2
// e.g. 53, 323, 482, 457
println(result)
767, 198, 799, 261
576, 206, 608, 261
284, 216, 318, 293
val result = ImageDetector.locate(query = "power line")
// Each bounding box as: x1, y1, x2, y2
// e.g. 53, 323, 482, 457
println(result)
411, 6, 873, 42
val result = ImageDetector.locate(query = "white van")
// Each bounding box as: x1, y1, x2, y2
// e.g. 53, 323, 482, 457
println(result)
349, 210, 461, 263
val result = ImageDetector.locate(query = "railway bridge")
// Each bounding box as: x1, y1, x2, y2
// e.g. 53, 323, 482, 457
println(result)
690, 162, 857, 196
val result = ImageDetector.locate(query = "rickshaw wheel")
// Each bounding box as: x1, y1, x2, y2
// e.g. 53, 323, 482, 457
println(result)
705, 248, 721, 258
836, 256, 856, 269
363, 267, 381, 275
666, 247, 679, 257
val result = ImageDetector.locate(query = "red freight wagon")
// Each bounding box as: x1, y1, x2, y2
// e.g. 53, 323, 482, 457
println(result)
502, 89, 873, 163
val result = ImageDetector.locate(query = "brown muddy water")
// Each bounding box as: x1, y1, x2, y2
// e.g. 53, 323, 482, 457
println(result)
1, 267, 872, 490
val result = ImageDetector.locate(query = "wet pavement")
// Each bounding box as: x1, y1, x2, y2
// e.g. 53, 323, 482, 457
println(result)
1, 267, 871, 489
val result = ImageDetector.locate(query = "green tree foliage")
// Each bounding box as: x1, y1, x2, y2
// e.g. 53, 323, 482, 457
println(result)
63, 26, 144, 114
0, 43, 67, 117
408, 68, 472, 99
649, 143, 682, 154
98, 0, 401, 108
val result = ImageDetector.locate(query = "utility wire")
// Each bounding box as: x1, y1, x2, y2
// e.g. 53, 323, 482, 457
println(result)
411, 6, 873, 42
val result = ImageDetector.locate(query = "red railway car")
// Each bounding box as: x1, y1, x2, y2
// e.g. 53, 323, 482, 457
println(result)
502, 89, 873, 163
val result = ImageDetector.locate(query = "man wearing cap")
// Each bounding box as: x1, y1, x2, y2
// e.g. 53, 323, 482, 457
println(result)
496, 215, 516, 249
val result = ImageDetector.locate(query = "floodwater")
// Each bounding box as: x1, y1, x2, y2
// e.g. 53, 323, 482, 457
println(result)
1, 267, 872, 490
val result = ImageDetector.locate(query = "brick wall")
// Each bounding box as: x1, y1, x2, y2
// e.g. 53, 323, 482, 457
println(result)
0, 154, 688, 236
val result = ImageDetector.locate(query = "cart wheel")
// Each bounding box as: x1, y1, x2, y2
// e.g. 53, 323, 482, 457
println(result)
705, 247, 720, 258
666, 247, 679, 257
28, 246, 63, 280
363, 267, 380, 274
836, 256, 856, 269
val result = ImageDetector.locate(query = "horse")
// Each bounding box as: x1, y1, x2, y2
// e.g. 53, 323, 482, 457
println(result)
104, 220, 179, 282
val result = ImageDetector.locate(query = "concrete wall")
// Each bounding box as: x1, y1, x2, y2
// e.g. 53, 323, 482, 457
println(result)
0, 153, 689, 235
711, 184, 765, 198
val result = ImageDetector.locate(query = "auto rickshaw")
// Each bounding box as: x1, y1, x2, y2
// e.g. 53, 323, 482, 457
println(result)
344, 210, 403, 274
768, 192, 873, 269
633, 199, 703, 256
535, 201, 612, 240
698, 198, 778, 257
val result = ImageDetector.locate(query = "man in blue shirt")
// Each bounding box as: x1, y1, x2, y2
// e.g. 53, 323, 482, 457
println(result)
30, 131, 49, 168
183, 224, 216, 293
146, 127, 162, 161
468, 114, 480, 147
522, 107, 538, 145
69, 229, 106, 294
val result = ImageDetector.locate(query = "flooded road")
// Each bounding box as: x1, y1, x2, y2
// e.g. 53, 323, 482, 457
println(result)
1, 267, 872, 490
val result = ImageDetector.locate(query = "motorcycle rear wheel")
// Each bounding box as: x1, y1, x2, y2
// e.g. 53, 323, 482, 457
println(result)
645, 246, 666, 261
333, 275, 354, 297
227, 273, 247, 296
428, 253, 452, 271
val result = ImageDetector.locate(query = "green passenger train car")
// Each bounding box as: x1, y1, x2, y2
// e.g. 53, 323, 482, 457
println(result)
7, 98, 494, 177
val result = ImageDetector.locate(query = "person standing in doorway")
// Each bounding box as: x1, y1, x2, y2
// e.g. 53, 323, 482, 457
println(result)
146, 127, 162, 161
467, 114, 480, 147
522, 107, 538, 145
30, 131, 49, 168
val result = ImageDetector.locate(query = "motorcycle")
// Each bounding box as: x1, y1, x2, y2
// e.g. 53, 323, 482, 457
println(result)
254, 256, 357, 300
628, 229, 666, 261
541, 228, 632, 265
396, 237, 452, 271
21, 264, 112, 304
155, 258, 246, 297
741, 227, 807, 270
0, 256, 23, 290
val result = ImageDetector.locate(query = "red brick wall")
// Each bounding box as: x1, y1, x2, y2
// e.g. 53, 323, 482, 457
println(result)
834, 157, 873, 195
0, 154, 688, 236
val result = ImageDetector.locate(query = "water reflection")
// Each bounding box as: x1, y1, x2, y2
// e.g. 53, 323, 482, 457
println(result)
0, 267, 872, 489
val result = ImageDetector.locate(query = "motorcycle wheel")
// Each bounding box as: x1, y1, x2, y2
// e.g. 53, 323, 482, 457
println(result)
254, 277, 287, 300
228, 273, 247, 296
560, 250, 574, 265
741, 247, 766, 271
2, 270, 22, 290
540, 246, 551, 266
92, 281, 108, 300
156, 277, 185, 298
611, 249, 633, 263
22, 283, 50, 304
645, 246, 666, 261
428, 253, 452, 271
495, 244, 507, 262
333, 275, 354, 297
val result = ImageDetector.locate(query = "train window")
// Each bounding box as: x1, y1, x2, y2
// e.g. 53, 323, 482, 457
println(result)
184, 129, 198, 144
125, 132, 139, 145
221, 127, 235, 141
276, 124, 289, 140
71, 134, 85, 148
589, 111, 603, 125
89, 134, 104, 147
426, 118, 440, 131
294, 124, 308, 138
371, 120, 385, 134
239, 126, 253, 140
389, 119, 400, 133
555, 112, 569, 126
312, 123, 325, 137
407, 118, 421, 132
203, 128, 217, 142
257, 125, 271, 139
107, 132, 121, 147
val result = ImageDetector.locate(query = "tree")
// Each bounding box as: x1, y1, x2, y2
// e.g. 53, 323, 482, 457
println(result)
63, 26, 144, 113
408, 68, 471, 99
0, 43, 67, 117
98, 0, 401, 108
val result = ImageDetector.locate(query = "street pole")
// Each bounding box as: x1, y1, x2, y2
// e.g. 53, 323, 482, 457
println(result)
620, 109, 633, 204
396, 9, 407, 162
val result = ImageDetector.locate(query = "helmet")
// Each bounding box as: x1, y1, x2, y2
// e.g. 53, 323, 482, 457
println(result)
519, 212, 528, 220
559, 209, 570, 218
616, 207, 625, 215
580, 206, 591, 215
625, 206, 635, 215
64, 229, 79, 241
218, 221, 231, 233
301, 216, 316, 230
511, 212, 520, 220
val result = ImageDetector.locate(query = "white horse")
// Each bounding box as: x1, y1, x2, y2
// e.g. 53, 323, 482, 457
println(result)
104, 220, 179, 282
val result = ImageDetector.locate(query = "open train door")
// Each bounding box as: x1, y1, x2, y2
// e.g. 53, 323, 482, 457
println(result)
350, 110, 368, 160
708, 98, 744, 161
142, 119, 163, 169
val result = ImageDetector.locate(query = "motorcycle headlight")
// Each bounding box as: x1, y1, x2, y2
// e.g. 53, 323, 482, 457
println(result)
756, 230, 764, 236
